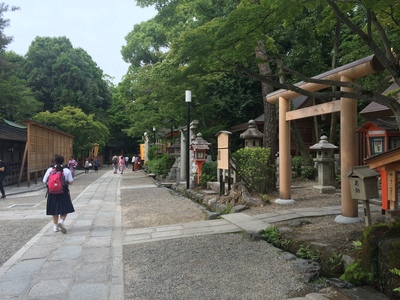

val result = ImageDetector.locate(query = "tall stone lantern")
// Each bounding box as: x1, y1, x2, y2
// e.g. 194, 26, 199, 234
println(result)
310, 135, 338, 194
240, 120, 263, 147
190, 133, 211, 185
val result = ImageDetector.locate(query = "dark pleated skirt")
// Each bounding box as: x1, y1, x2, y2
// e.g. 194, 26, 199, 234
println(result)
46, 190, 75, 215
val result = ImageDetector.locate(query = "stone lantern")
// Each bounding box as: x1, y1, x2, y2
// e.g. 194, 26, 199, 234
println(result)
240, 120, 263, 147
190, 133, 211, 185
167, 139, 181, 181
310, 135, 338, 194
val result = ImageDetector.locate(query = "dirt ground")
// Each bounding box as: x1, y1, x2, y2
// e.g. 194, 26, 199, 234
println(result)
241, 179, 387, 277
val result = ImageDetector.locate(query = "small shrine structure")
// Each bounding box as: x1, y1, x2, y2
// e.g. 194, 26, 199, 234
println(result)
365, 147, 400, 214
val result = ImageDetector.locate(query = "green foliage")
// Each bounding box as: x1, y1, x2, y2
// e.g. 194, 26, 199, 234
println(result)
199, 161, 217, 188
291, 156, 303, 177
328, 252, 343, 273
147, 145, 159, 161
259, 226, 289, 248
33, 106, 109, 158
291, 155, 316, 180
21, 36, 112, 117
340, 261, 373, 286
232, 147, 275, 193
0, 3, 19, 51
301, 166, 316, 180
310, 277, 326, 285
353, 240, 362, 250
296, 245, 321, 263
390, 268, 400, 293
261, 194, 270, 203
146, 154, 175, 176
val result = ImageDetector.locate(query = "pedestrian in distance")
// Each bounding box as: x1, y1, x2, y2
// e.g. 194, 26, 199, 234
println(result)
93, 157, 100, 172
131, 154, 136, 171
124, 155, 129, 168
84, 158, 91, 173
119, 155, 126, 174
43, 154, 74, 233
68, 156, 77, 178
0, 159, 10, 198
112, 154, 118, 174
134, 155, 141, 171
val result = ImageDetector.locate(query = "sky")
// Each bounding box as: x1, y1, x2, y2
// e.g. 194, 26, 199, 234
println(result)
3, 0, 157, 84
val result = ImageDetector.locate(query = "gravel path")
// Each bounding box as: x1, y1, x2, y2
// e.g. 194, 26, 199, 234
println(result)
124, 234, 308, 300
120, 173, 312, 299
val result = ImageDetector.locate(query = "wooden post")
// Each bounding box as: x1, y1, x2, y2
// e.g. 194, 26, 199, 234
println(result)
387, 169, 398, 211
276, 96, 294, 203
340, 76, 359, 218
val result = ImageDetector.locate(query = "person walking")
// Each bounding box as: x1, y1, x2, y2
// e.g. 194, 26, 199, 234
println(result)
112, 154, 118, 174
119, 155, 126, 174
93, 157, 100, 172
131, 154, 136, 171
0, 159, 9, 198
124, 155, 129, 168
43, 155, 74, 233
84, 158, 91, 173
68, 156, 77, 178
134, 155, 141, 171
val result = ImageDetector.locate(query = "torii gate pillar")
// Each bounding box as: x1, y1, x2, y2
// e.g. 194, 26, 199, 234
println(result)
336, 76, 359, 222
275, 96, 295, 204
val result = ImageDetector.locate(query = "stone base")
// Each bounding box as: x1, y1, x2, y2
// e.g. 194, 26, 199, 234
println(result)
334, 215, 363, 224
275, 198, 295, 205
313, 185, 336, 194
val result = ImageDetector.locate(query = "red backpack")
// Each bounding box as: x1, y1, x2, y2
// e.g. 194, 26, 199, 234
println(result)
47, 168, 66, 194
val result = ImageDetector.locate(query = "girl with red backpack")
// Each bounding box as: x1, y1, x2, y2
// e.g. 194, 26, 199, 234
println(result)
43, 155, 75, 233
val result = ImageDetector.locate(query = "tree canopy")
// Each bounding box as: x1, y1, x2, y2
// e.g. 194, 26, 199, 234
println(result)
118, 0, 400, 140
20, 36, 112, 118
0, 4, 42, 123
33, 106, 110, 158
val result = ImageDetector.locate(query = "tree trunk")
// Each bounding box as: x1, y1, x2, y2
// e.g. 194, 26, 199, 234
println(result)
256, 41, 277, 191
329, 20, 341, 145
291, 121, 309, 161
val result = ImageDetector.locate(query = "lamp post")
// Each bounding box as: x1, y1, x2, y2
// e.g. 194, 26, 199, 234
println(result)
153, 126, 156, 145
185, 90, 191, 189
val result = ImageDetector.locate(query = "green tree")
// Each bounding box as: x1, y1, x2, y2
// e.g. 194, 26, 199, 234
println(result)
120, 1, 263, 144
0, 4, 42, 122
21, 36, 112, 118
0, 3, 18, 53
33, 106, 109, 158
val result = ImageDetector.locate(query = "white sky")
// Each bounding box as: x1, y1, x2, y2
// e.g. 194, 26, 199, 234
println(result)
3, 0, 156, 84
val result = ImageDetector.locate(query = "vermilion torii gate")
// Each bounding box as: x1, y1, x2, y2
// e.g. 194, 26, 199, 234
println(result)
267, 55, 384, 223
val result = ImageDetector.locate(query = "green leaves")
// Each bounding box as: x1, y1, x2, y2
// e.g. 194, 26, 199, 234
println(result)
21, 36, 111, 116
33, 106, 109, 157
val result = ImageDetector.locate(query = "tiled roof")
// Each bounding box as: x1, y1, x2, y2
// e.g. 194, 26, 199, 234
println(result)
0, 119, 27, 142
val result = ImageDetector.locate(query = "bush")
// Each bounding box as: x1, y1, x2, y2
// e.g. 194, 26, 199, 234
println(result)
291, 155, 316, 180
232, 147, 275, 194
146, 154, 175, 176
199, 161, 217, 187
147, 145, 158, 161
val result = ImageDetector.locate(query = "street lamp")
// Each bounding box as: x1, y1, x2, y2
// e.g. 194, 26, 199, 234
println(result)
153, 126, 156, 145
185, 90, 191, 189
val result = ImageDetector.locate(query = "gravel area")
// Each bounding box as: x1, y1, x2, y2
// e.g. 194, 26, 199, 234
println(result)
0, 218, 49, 266
123, 234, 309, 300
121, 174, 313, 299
